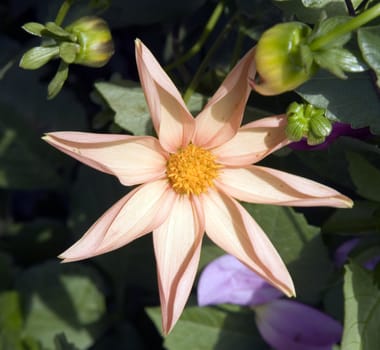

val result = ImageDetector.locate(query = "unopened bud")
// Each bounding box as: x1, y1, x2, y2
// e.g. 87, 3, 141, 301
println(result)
65, 16, 114, 67
285, 102, 332, 145
252, 22, 317, 95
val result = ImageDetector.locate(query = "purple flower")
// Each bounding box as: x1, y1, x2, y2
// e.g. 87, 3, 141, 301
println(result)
334, 238, 380, 270
198, 255, 343, 350
255, 300, 343, 350
197, 254, 283, 307
290, 122, 371, 150
334, 238, 361, 267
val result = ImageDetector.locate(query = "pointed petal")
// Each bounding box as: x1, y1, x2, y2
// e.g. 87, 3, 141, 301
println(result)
212, 115, 290, 166
197, 254, 283, 307
43, 132, 167, 186
255, 300, 342, 350
193, 48, 256, 148
153, 195, 204, 334
202, 190, 295, 297
135, 39, 194, 152
217, 165, 353, 208
60, 180, 175, 262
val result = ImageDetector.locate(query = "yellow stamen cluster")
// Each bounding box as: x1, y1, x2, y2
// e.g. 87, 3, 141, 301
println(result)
166, 144, 220, 195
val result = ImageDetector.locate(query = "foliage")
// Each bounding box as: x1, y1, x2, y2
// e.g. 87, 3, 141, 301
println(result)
1, 0, 380, 349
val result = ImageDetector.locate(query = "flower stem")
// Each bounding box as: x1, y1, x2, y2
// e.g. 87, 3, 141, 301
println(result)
309, 3, 380, 51
182, 15, 237, 104
55, 0, 75, 26
166, 1, 225, 72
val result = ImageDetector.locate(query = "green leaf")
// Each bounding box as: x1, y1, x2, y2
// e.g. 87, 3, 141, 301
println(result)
95, 79, 207, 135
323, 200, 380, 234
274, 0, 349, 24
0, 104, 64, 189
59, 42, 79, 64
0, 291, 25, 350
347, 151, 380, 201
48, 61, 69, 99
297, 70, 380, 134
244, 204, 333, 303
341, 262, 380, 349
313, 48, 366, 78
17, 261, 107, 350
44, 22, 74, 40
54, 333, 80, 350
22, 22, 46, 37
358, 25, 380, 87
19, 46, 59, 70
95, 80, 153, 135
146, 305, 267, 350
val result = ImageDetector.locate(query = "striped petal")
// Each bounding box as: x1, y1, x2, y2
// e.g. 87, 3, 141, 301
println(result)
217, 165, 353, 208
202, 189, 295, 297
60, 180, 175, 262
212, 115, 290, 166
43, 132, 167, 186
135, 39, 195, 152
153, 195, 204, 334
193, 47, 256, 149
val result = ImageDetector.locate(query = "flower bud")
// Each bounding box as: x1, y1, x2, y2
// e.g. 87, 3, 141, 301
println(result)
65, 16, 114, 67
285, 102, 332, 145
252, 22, 317, 95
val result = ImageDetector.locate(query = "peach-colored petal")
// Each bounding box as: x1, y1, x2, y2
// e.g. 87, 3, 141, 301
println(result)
212, 115, 290, 166
43, 132, 168, 186
202, 189, 295, 297
193, 47, 256, 149
216, 166, 353, 208
153, 195, 204, 334
135, 39, 195, 152
60, 180, 175, 262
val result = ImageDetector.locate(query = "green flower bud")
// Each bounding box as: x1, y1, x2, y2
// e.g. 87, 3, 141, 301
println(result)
309, 114, 332, 138
286, 118, 307, 141
285, 101, 332, 145
65, 16, 114, 67
254, 22, 317, 96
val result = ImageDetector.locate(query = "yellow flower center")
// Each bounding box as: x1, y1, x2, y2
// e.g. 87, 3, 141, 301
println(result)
166, 144, 220, 195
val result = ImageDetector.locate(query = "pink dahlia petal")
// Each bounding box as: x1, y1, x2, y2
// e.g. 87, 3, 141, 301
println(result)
217, 165, 353, 208
197, 254, 283, 307
202, 189, 295, 297
135, 39, 195, 152
255, 299, 342, 350
153, 195, 204, 334
213, 115, 290, 166
193, 48, 256, 149
43, 132, 167, 186
60, 180, 175, 262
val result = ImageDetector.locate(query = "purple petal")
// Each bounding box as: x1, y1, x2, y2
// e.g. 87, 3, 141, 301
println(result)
363, 256, 380, 270
334, 238, 380, 270
334, 238, 360, 267
255, 300, 342, 350
197, 255, 283, 307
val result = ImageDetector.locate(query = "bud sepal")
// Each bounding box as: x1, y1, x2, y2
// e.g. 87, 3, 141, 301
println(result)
285, 102, 332, 146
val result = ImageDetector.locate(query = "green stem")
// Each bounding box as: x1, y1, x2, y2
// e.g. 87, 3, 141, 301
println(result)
55, 0, 75, 26
183, 15, 237, 104
166, 1, 225, 72
310, 3, 380, 50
